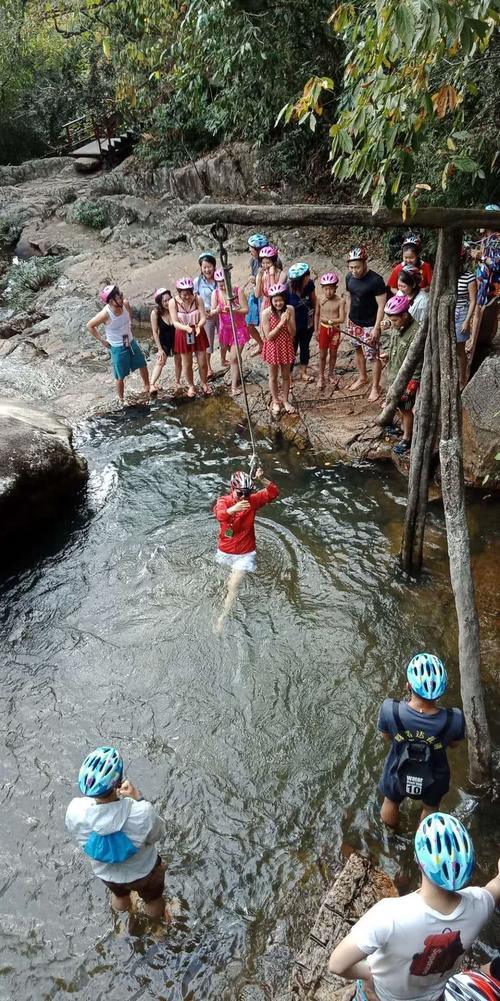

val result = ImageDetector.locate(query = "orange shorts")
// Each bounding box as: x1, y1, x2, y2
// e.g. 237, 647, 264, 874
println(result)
318, 323, 341, 351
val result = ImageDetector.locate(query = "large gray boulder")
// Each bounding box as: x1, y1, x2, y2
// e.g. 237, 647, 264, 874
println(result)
462, 355, 500, 488
0, 402, 88, 547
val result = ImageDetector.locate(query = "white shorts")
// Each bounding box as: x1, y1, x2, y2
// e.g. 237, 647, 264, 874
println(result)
216, 549, 257, 573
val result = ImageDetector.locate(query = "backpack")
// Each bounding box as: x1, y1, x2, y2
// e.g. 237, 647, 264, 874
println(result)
392, 700, 453, 800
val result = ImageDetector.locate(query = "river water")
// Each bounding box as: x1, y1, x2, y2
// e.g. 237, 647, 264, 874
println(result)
1, 397, 499, 1001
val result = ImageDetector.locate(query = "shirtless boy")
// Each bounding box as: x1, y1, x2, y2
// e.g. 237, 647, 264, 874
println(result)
315, 272, 346, 388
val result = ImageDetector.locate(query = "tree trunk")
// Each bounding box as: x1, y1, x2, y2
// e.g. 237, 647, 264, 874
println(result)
187, 202, 500, 231
437, 228, 492, 787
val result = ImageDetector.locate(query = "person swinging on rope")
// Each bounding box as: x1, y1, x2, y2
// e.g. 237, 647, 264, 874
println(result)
213, 466, 279, 631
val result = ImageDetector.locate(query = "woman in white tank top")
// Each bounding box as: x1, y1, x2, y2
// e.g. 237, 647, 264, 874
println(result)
87, 285, 151, 403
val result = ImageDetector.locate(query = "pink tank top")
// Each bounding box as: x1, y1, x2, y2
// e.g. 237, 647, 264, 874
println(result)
175, 297, 201, 327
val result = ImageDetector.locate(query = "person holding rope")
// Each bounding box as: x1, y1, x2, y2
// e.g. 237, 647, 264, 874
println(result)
211, 269, 249, 395
87, 285, 151, 404
345, 247, 387, 402
214, 466, 279, 631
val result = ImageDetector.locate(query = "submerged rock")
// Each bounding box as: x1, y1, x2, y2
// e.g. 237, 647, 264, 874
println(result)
0, 401, 87, 547
462, 355, 500, 489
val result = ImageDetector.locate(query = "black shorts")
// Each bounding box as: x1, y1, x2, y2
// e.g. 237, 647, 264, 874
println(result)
101, 855, 165, 903
159, 328, 176, 356
379, 779, 449, 807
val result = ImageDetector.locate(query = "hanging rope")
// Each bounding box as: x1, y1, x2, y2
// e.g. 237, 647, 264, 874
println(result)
211, 220, 259, 476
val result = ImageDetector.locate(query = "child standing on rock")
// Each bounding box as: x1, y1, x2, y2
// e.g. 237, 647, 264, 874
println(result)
149, 288, 182, 393
261, 283, 296, 416
87, 285, 151, 404
211, 270, 249, 396
315, 272, 346, 389
169, 277, 212, 398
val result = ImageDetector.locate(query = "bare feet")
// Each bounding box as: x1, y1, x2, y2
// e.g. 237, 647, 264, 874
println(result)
317, 377, 326, 389
368, 387, 382, 402
283, 401, 296, 414
349, 377, 368, 391
202, 383, 213, 396
270, 402, 281, 416
187, 386, 196, 398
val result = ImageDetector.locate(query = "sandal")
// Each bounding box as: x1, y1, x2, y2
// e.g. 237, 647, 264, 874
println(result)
393, 439, 411, 456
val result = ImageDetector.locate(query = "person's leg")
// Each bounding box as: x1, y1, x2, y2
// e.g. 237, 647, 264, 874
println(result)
216, 568, 246, 633
248, 323, 263, 354
139, 365, 151, 393
181, 353, 196, 397
229, 345, 240, 395
328, 344, 339, 383
268, 363, 281, 411
206, 320, 215, 377
299, 328, 313, 380
368, 357, 382, 402
111, 892, 132, 912
350, 346, 368, 390
402, 409, 413, 442
143, 896, 168, 919
150, 355, 165, 390
174, 354, 182, 386
456, 342, 467, 389
281, 364, 295, 412
380, 797, 401, 828
318, 348, 327, 388
420, 800, 440, 822
197, 350, 211, 394
115, 378, 125, 401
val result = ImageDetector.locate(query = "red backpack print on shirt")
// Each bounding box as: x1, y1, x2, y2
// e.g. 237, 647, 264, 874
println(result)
410, 929, 464, 977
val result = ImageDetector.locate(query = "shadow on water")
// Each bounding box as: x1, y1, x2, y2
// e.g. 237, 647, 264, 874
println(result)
0, 396, 499, 1000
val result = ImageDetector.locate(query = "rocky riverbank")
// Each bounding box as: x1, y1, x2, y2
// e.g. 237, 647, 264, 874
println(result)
1, 150, 499, 488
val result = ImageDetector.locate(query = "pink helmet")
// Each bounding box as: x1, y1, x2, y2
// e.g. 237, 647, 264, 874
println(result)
99, 284, 118, 304
214, 268, 225, 281
259, 245, 278, 259
385, 294, 411, 315
268, 282, 287, 297
320, 272, 339, 285
176, 276, 194, 290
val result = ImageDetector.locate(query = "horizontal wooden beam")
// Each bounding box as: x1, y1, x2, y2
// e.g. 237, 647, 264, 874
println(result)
187, 202, 500, 231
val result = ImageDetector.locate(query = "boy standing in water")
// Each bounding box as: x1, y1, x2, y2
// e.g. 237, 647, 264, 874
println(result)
314, 272, 346, 388
214, 466, 279, 631
65, 746, 169, 920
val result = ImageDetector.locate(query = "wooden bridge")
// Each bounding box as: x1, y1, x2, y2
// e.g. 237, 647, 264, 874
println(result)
56, 112, 136, 170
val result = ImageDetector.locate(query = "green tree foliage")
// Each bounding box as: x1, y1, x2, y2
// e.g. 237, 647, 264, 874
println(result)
281, 0, 500, 209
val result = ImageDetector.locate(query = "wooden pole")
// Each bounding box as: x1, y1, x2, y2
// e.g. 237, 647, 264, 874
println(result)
437, 228, 492, 787
187, 203, 500, 231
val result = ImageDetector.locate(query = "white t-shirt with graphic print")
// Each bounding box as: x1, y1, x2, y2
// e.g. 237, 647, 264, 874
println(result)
350, 886, 495, 1001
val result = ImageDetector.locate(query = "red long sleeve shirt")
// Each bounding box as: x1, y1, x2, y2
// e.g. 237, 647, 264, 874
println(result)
214, 482, 279, 555
387, 260, 433, 290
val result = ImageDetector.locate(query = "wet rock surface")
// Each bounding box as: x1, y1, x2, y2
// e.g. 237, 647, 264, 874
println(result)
462, 355, 500, 488
0, 401, 88, 546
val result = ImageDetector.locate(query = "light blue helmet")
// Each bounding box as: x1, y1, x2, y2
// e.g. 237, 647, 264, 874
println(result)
248, 233, 269, 249
485, 204, 500, 211
78, 746, 123, 798
415, 813, 475, 891
407, 653, 448, 700
288, 262, 310, 279
198, 251, 216, 266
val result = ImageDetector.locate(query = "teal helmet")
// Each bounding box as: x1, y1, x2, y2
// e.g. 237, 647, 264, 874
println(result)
248, 234, 269, 249
415, 813, 475, 891
407, 653, 448, 699
198, 251, 216, 266
78, 746, 123, 797
288, 262, 310, 279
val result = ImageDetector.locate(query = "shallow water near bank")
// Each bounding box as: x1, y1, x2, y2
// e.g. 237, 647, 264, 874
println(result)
1, 396, 499, 1001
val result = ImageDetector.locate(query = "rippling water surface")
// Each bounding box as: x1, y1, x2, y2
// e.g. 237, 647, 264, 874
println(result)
1, 398, 499, 1001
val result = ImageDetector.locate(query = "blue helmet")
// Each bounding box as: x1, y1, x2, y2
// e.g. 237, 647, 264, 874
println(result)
78, 746, 123, 798
415, 813, 475, 891
485, 204, 500, 212
407, 653, 448, 700
288, 261, 310, 279
248, 233, 269, 249
198, 251, 216, 266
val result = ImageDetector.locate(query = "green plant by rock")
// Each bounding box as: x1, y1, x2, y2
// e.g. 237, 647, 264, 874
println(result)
73, 201, 110, 230
2, 257, 61, 308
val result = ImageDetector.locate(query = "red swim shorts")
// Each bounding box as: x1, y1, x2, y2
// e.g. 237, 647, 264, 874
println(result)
318, 323, 341, 351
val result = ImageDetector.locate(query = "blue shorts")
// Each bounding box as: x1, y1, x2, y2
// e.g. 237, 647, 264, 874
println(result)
455, 304, 469, 343
109, 339, 146, 380
246, 294, 260, 327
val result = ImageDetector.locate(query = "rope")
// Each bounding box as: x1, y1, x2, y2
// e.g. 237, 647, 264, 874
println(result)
211, 221, 259, 476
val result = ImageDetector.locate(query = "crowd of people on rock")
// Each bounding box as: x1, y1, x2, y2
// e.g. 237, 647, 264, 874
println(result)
66, 651, 500, 1001
86, 209, 499, 461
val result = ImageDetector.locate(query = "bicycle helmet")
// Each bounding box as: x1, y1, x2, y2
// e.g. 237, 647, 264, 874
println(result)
444, 972, 500, 1001
176, 276, 194, 290
320, 272, 339, 285
269, 282, 288, 297
407, 652, 448, 699
214, 268, 225, 281
485, 204, 500, 212
398, 265, 421, 288
402, 233, 422, 250
99, 284, 118, 304
153, 287, 169, 303
385, 294, 411, 315
248, 234, 269, 249
259, 245, 279, 259
288, 262, 310, 279
415, 813, 475, 891
230, 470, 253, 493
198, 251, 216, 266
78, 746, 123, 798
347, 246, 368, 261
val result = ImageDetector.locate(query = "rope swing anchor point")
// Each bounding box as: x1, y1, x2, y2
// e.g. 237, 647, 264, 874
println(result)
210, 220, 259, 478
